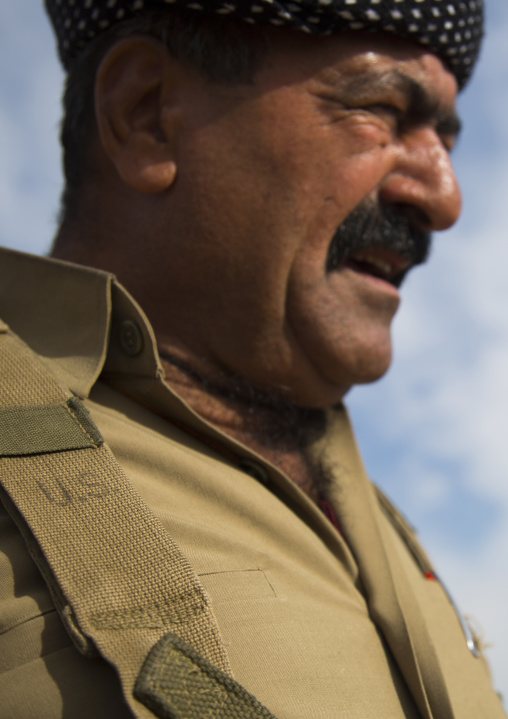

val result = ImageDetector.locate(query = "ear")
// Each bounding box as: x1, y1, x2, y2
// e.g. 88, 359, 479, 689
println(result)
95, 37, 181, 194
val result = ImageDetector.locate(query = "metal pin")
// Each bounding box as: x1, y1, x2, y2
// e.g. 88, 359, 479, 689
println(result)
433, 571, 481, 658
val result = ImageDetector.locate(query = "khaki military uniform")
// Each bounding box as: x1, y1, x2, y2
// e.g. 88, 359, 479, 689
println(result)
0, 246, 505, 719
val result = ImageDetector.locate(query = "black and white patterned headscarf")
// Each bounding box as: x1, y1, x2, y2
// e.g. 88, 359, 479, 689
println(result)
45, 0, 484, 88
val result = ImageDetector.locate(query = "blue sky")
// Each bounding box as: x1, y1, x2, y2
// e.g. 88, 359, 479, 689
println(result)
1, 0, 507, 701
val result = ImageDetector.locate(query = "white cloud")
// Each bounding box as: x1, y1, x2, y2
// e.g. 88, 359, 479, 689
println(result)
350, 0, 508, 698
0, 2, 63, 254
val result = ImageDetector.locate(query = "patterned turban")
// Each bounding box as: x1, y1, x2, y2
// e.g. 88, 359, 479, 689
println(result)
45, 0, 484, 88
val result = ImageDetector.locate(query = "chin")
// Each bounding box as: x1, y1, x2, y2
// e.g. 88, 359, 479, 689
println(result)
311, 348, 393, 407
348, 355, 393, 388
261, 337, 393, 409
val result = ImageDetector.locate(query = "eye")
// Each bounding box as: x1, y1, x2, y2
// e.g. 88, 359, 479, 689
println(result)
436, 117, 461, 153
367, 103, 403, 117
362, 103, 404, 132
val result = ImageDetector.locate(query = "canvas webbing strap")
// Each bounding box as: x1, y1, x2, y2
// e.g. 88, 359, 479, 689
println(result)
0, 321, 276, 719
325, 410, 456, 719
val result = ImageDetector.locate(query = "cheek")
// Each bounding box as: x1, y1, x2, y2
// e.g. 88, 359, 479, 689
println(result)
285, 270, 398, 389
277, 122, 396, 223
286, 146, 395, 274
326, 139, 395, 203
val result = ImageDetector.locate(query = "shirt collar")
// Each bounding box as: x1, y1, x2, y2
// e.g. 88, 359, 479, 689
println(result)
0, 244, 362, 564
0, 246, 162, 398
0, 248, 359, 461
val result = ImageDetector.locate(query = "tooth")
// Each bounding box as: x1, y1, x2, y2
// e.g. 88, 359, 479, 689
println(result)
356, 253, 392, 276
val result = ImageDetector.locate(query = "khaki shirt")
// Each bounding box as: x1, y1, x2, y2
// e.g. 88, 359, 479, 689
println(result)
0, 247, 505, 719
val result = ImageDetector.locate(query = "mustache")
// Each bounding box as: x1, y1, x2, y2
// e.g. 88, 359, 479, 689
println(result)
326, 202, 432, 286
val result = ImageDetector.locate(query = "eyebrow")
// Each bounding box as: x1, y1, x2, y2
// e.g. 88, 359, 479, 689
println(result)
322, 69, 462, 139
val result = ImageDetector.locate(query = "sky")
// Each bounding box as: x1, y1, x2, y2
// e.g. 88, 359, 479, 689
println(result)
1, 0, 507, 703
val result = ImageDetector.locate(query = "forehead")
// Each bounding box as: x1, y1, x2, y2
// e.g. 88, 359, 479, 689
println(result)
258, 29, 459, 108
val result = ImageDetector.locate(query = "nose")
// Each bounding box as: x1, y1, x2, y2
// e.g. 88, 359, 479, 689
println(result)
378, 127, 462, 232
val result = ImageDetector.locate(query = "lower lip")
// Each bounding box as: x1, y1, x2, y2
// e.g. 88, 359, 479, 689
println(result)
344, 263, 401, 297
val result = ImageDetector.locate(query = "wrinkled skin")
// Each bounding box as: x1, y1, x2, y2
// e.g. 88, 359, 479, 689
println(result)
56, 30, 462, 409
146, 32, 461, 407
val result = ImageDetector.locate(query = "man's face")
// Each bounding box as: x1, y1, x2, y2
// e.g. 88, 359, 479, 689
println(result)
154, 30, 461, 408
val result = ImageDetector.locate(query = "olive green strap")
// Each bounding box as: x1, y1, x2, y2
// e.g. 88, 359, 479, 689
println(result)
0, 323, 276, 719
326, 410, 456, 719
135, 634, 277, 719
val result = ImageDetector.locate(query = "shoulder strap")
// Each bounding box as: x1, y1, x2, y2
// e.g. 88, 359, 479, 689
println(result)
0, 320, 276, 719
375, 483, 481, 659
374, 484, 435, 576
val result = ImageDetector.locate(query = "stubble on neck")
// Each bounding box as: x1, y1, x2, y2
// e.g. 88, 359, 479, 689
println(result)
159, 350, 332, 502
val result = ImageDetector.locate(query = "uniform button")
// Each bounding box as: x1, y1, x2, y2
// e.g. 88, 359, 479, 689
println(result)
239, 458, 270, 485
118, 319, 144, 357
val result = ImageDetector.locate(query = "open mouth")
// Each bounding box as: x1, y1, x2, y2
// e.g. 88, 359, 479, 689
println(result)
344, 247, 412, 287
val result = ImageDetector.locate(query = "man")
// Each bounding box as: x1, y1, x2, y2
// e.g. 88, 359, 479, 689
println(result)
0, 1, 504, 718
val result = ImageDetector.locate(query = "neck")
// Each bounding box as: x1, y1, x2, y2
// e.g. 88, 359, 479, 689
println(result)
52, 220, 331, 503
159, 350, 331, 502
